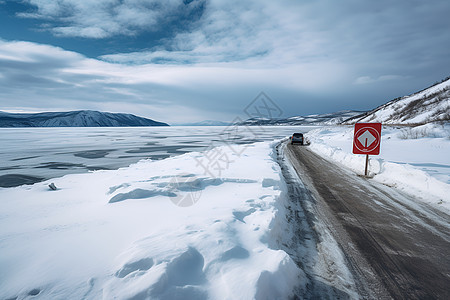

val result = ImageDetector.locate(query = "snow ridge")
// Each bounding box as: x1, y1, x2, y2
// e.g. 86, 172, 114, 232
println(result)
0, 142, 305, 299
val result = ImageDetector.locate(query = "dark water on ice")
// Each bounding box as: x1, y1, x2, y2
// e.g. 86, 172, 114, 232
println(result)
0, 126, 316, 187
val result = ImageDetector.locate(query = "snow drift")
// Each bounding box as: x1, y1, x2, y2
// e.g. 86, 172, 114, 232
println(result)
0, 142, 304, 299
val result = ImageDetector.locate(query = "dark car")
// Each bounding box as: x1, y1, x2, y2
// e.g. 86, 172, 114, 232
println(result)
290, 133, 304, 145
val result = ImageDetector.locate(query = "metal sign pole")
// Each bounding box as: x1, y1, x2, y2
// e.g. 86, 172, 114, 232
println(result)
353, 123, 381, 177
365, 154, 369, 177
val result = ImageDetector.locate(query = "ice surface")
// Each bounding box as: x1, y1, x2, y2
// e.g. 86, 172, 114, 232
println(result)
0, 126, 305, 187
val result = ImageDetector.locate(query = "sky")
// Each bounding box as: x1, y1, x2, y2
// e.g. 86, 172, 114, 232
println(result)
0, 0, 449, 124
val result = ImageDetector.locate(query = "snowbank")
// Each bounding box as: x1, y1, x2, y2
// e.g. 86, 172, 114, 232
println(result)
0, 142, 303, 299
305, 124, 450, 211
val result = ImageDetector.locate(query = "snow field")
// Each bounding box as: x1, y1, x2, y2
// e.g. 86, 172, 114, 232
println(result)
305, 124, 450, 211
0, 142, 304, 299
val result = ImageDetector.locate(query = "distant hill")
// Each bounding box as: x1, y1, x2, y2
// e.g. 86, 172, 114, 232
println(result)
0, 110, 169, 127
175, 120, 231, 126
344, 77, 450, 125
239, 110, 365, 126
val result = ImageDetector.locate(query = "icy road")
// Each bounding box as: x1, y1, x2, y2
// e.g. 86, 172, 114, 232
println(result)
283, 142, 450, 299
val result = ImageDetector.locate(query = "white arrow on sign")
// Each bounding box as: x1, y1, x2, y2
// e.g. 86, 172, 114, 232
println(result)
357, 130, 376, 148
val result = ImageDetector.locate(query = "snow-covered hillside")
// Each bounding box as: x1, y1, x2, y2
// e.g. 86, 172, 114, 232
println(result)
240, 110, 364, 126
345, 78, 450, 125
0, 110, 169, 127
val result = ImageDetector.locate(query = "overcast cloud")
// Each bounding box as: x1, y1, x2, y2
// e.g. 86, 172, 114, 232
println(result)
0, 0, 449, 123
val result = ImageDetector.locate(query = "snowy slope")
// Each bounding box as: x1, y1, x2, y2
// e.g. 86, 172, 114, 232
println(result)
240, 110, 364, 126
345, 78, 450, 125
0, 110, 169, 127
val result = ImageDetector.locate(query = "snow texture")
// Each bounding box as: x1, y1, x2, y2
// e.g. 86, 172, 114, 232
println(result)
0, 142, 306, 299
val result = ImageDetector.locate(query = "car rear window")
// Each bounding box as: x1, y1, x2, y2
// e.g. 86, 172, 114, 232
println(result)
293, 133, 303, 137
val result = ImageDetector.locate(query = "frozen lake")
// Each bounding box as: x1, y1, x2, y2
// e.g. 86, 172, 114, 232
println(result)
0, 126, 316, 187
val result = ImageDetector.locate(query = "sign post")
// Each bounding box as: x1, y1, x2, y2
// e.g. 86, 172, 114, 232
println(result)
352, 123, 382, 177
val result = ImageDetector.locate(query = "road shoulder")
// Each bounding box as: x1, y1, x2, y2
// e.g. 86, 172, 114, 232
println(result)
285, 142, 450, 299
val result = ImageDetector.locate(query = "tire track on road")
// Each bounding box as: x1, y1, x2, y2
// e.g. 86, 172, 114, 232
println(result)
285, 143, 450, 299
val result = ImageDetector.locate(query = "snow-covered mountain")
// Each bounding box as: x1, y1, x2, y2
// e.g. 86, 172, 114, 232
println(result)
0, 110, 169, 127
345, 77, 450, 125
239, 110, 365, 126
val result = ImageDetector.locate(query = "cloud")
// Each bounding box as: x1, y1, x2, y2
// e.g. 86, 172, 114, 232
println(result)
3, 1, 450, 121
18, 0, 205, 38
0, 40, 255, 122
0, 38, 351, 122
95, 0, 450, 85
16, 0, 450, 75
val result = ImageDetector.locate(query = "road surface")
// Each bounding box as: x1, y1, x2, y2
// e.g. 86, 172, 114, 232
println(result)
283, 142, 450, 299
